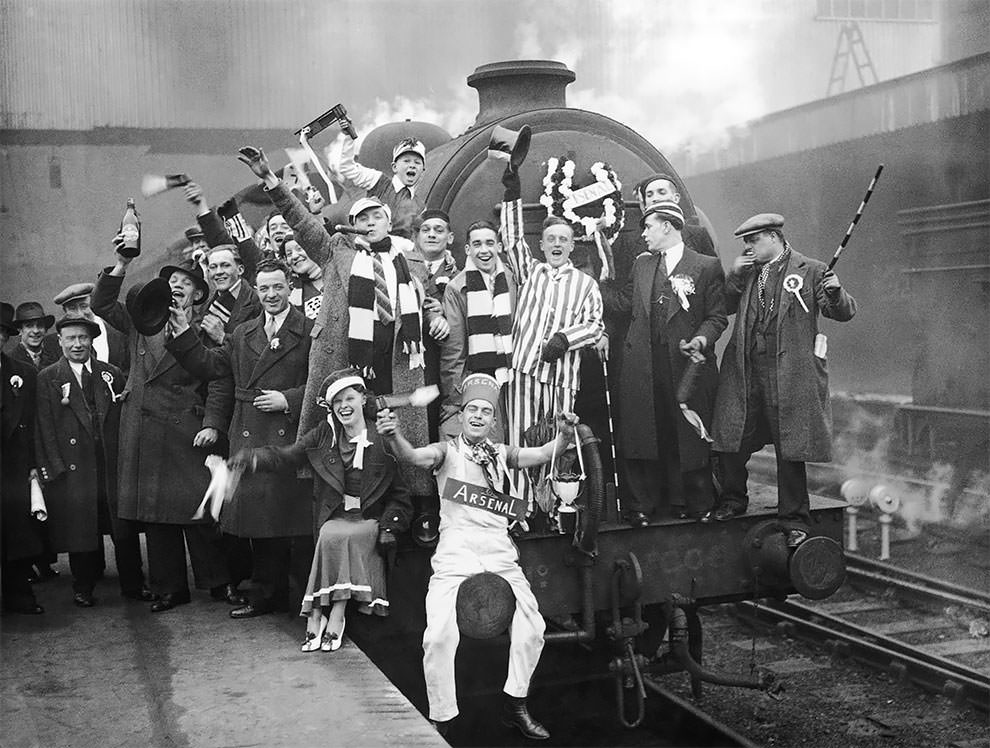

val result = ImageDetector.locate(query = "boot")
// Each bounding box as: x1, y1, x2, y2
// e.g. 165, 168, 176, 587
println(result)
501, 695, 549, 740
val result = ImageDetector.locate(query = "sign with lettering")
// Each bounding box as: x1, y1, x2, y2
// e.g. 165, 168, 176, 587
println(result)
442, 478, 527, 521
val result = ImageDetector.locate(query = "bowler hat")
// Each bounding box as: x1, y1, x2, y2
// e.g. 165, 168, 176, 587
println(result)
54, 282, 95, 307
55, 315, 102, 339
488, 124, 531, 172
159, 259, 210, 305
0, 302, 17, 336
125, 278, 172, 336
734, 213, 785, 238
13, 301, 55, 330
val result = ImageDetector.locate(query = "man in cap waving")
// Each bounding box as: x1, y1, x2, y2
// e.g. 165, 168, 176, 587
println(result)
711, 213, 856, 545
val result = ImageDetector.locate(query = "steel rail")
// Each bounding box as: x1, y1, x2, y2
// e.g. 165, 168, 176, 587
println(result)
845, 553, 990, 613
734, 600, 990, 713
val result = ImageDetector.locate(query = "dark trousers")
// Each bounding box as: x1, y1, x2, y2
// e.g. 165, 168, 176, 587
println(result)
249, 536, 311, 608
371, 321, 395, 397
716, 356, 810, 527
221, 533, 253, 588
110, 517, 147, 595
69, 550, 104, 594
625, 341, 714, 517
1, 558, 37, 609
144, 523, 229, 596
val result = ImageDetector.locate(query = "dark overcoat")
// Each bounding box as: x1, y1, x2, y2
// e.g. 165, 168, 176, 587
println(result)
618, 247, 727, 470
10, 336, 61, 370
34, 358, 123, 552
1, 353, 42, 561
712, 250, 857, 462
266, 182, 431, 494
251, 419, 413, 538
167, 306, 313, 538
91, 271, 212, 524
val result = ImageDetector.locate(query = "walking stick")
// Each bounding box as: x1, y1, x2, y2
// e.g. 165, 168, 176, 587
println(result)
827, 164, 884, 271
600, 351, 621, 517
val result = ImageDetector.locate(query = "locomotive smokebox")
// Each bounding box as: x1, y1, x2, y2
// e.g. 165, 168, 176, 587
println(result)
419, 59, 696, 265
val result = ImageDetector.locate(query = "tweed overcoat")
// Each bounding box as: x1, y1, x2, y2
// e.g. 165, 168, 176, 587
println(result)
91, 271, 213, 524
167, 307, 313, 538
618, 247, 727, 469
265, 182, 431, 494
712, 249, 857, 462
34, 357, 123, 552
1, 353, 42, 561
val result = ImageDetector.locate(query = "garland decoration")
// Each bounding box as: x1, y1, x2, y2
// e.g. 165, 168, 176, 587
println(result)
539, 157, 625, 244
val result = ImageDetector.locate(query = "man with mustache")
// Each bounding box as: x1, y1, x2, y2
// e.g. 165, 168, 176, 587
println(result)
338, 133, 427, 240
91, 239, 234, 612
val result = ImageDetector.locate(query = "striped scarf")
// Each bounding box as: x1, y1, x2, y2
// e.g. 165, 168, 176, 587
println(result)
464, 256, 513, 384
348, 238, 423, 379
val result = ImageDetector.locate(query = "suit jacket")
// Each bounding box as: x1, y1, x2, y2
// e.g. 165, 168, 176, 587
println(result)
167, 306, 313, 538
1, 353, 42, 561
9, 336, 61, 370
619, 247, 727, 469
266, 182, 431, 494
251, 419, 413, 539
713, 249, 856, 462
91, 271, 213, 524
34, 358, 123, 552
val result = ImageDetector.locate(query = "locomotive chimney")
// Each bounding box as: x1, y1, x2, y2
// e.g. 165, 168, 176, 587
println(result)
467, 60, 576, 127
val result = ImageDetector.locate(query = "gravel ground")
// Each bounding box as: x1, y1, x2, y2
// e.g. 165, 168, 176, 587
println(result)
659, 605, 989, 748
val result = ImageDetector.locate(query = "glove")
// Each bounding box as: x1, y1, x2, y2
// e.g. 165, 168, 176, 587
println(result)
501, 165, 521, 202
541, 332, 569, 362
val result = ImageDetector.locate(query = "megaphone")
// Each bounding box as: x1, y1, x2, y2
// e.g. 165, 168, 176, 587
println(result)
488, 124, 532, 172
295, 103, 357, 140
869, 484, 900, 514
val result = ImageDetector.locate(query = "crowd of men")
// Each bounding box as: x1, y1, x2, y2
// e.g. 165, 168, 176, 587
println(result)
0, 125, 855, 740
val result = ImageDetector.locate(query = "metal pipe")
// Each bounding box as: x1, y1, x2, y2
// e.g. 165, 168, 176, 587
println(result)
668, 606, 767, 690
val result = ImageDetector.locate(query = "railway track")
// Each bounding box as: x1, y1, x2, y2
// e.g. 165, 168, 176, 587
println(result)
734, 554, 990, 713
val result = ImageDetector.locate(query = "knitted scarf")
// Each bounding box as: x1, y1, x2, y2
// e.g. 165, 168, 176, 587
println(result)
464, 255, 513, 384
348, 237, 423, 379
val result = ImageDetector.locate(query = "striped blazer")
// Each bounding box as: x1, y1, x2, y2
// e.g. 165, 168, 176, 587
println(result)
500, 198, 603, 391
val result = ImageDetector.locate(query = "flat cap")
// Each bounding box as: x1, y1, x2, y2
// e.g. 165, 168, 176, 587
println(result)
734, 213, 784, 238
184, 225, 205, 241
55, 315, 102, 339
54, 282, 95, 306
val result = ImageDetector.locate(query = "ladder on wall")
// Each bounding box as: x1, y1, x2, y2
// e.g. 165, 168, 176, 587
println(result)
827, 21, 879, 96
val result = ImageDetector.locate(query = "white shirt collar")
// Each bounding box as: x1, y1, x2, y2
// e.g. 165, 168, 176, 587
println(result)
266, 305, 291, 332
663, 241, 685, 275
391, 174, 415, 197
69, 358, 93, 384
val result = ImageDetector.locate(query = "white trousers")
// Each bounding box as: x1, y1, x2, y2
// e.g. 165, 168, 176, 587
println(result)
422, 528, 545, 722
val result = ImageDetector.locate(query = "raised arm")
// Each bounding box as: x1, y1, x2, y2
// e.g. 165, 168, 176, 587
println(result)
165, 319, 233, 381
375, 408, 445, 470
337, 135, 385, 192
510, 413, 579, 469
90, 238, 136, 335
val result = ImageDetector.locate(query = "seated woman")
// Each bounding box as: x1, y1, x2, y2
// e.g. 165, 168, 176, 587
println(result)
231, 368, 412, 652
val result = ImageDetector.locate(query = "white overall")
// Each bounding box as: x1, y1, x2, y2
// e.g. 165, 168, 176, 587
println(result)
422, 439, 546, 722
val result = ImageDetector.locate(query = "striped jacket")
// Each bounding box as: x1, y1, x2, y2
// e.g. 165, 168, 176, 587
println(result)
500, 198, 604, 390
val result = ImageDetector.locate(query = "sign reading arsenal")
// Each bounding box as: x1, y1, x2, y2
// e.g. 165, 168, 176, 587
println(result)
442, 478, 527, 521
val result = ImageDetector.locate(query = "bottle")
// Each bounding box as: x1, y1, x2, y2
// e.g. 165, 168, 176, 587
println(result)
119, 198, 141, 257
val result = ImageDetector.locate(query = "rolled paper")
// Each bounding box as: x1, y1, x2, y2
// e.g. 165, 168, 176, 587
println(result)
141, 173, 190, 198
376, 385, 439, 411
30, 477, 47, 521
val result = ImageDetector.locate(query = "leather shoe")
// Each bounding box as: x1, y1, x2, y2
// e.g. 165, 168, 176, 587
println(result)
230, 601, 274, 619
713, 504, 746, 521
73, 592, 95, 608
210, 584, 248, 606
431, 720, 451, 737
502, 696, 550, 740
3, 600, 44, 615
150, 591, 191, 613
624, 511, 650, 528
122, 587, 159, 602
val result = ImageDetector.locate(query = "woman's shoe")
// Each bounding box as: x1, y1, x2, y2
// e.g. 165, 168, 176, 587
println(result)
322, 618, 345, 652
301, 614, 328, 653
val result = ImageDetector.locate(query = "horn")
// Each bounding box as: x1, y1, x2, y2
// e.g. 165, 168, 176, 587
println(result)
488, 124, 532, 171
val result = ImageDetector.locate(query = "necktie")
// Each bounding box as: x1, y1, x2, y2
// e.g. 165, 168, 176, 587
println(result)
757, 262, 771, 309
372, 253, 394, 324
264, 315, 278, 341
81, 365, 96, 412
